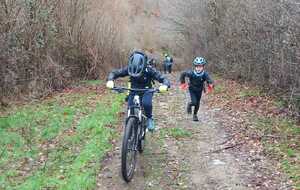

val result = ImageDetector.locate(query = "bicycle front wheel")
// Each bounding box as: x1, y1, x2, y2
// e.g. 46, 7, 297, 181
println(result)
138, 118, 147, 153
121, 117, 138, 182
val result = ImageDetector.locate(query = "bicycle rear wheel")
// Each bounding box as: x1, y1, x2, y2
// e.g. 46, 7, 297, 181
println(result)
121, 117, 138, 182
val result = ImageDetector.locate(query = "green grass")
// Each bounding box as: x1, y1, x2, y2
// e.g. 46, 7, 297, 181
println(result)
80, 80, 103, 86
0, 88, 125, 189
274, 96, 300, 114
143, 128, 190, 190
256, 117, 300, 136
239, 87, 261, 98
213, 83, 226, 94
254, 117, 300, 189
160, 127, 192, 139
282, 159, 300, 189
274, 97, 287, 109
211, 73, 222, 81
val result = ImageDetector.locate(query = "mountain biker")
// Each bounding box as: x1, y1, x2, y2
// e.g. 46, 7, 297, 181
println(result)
179, 57, 214, 121
163, 53, 173, 74
125, 58, 156, 102
106, 51, 171, 131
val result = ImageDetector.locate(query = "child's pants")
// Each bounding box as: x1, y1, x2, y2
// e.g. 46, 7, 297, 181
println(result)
127, 91, 153, 118
163, 63, 172, 74
189, 89, 203, 115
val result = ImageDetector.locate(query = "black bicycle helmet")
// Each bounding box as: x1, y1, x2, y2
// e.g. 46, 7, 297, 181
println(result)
128, 51, 147, 77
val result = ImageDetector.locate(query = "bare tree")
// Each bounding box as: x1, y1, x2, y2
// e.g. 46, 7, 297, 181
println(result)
164, 0, 300, 112
0, 0, 127, 101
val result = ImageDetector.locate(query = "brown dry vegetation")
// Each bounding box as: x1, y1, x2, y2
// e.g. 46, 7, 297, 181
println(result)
1, 0, 299, 113
165, 0, 300, 113
0, 0, 127, 101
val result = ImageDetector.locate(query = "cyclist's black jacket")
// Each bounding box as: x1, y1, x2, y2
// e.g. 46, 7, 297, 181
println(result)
180, 70, 213, 91
107, 66, 171, 89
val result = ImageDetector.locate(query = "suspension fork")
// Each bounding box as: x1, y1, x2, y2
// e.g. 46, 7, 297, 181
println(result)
125, 115, 140, 151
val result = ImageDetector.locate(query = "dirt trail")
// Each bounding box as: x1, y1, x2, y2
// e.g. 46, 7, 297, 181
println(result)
96, 73, 290, 190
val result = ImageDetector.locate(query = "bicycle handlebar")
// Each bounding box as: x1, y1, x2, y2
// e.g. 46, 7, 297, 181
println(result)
112, 87, 159, 93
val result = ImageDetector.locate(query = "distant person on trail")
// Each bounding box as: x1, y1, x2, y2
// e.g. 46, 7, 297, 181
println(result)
106, 51, 171, 131
163, 53, 173, 74
179, 57, 214, 121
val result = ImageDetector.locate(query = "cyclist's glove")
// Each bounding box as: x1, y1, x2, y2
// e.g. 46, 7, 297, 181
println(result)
159, 85, 168, 93
106, 81, 114, 89
207, 84, 214, 93
180, 83, 188, 90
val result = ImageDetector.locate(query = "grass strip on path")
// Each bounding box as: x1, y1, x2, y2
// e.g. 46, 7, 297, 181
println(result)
0, 82, 125, 190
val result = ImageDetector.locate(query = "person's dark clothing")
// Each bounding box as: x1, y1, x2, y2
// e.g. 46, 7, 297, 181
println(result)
127, 91, 153, 118
188, 89, 202, 115
180, 70, 213, 115
163, 57, 173, 74
107, 66, 170, 118
108, 66, 170, 89
168, 64, 172, 73
180, 70, 213, 92
163, 62, 172, 74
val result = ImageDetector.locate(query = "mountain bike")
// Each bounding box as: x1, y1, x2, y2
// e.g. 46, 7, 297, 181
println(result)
112, 87, 159, 182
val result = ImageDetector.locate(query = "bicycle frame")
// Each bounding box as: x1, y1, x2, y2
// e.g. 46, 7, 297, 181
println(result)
113, 86, 158, 125
125, 94, 147, 151
112, 86, 158, 182
113, 87, 159, 151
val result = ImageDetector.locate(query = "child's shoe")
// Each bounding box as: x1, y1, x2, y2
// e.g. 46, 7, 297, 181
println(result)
193, 114, 199, 121
147, 118, 155, 132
